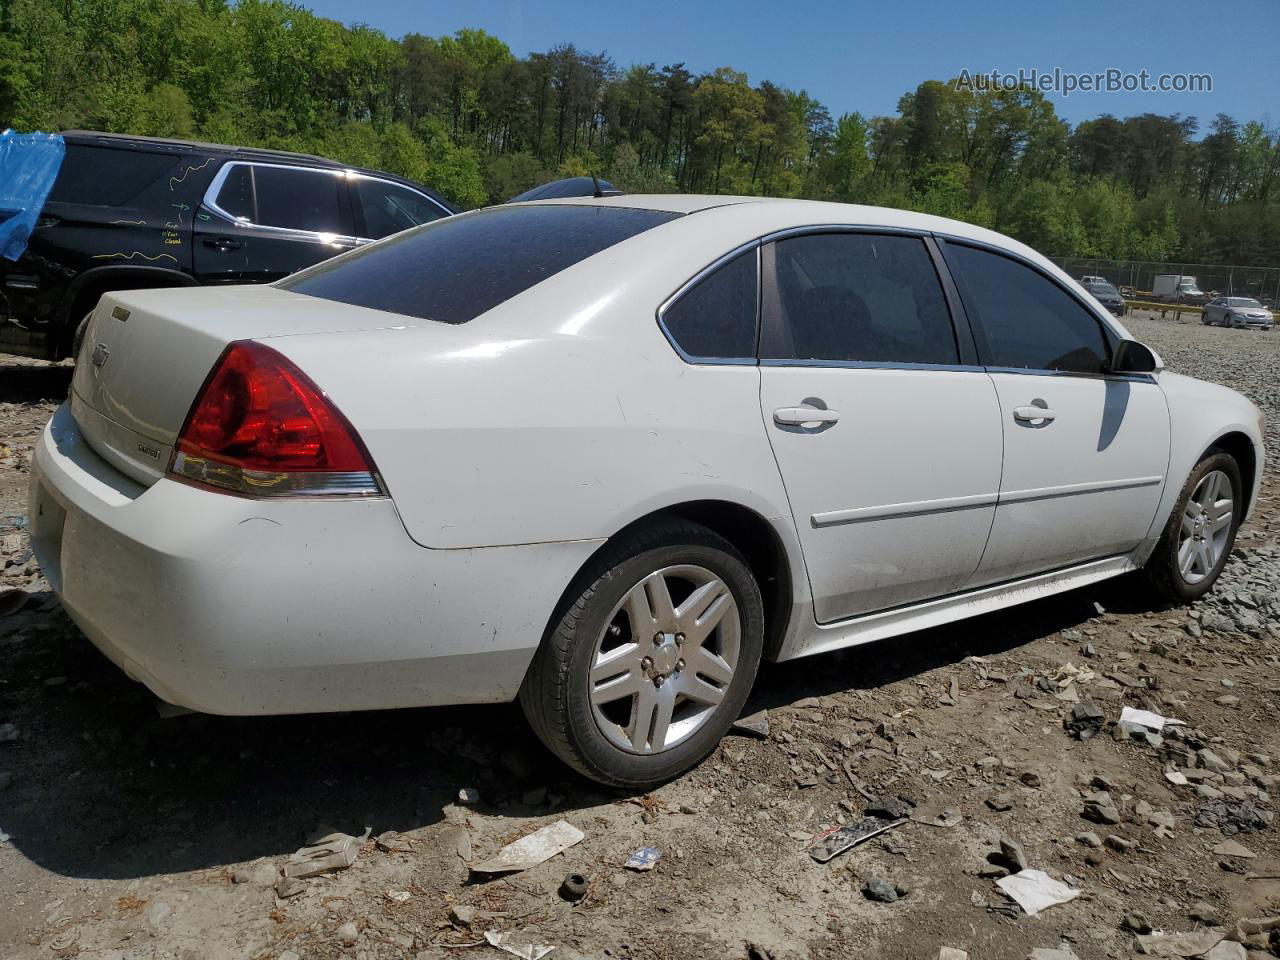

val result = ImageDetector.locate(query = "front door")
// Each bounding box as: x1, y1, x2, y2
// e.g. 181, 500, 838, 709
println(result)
941, 241, 1170, 584
758, 232, 1004, 623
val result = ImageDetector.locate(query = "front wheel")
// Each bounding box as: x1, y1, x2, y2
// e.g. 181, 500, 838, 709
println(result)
520, 520, 764, 788
1141, 452, 1241, 603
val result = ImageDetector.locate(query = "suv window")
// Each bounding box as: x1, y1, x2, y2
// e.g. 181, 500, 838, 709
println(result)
661, 251, 757, 360
48, 145, 180, 205
355, 178, 446, 239
250, 165, 344, 234
948, 244, 1109, 374
215, 164, 254, 220
280, 204, 681, 324
763, 233, 958, 365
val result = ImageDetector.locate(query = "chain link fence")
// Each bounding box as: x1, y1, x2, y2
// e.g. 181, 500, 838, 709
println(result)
1051, 257, 1280, 306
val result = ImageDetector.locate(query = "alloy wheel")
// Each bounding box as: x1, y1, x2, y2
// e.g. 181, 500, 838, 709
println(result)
588, 564, 740, 755
1177, 469, 1234, 584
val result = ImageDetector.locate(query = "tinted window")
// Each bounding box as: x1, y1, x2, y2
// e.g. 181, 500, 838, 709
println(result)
949, 244, 1109, 374
280, 204, 681, 324
252, 165, 343, 234
355, 178, 446, 239
215, 164, 254, 220
661, 251, 757, 359
48, 145, 179, 205
763, 233, 957, 364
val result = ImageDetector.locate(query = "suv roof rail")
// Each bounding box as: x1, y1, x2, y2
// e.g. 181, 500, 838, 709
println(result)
60, 130, 337, 166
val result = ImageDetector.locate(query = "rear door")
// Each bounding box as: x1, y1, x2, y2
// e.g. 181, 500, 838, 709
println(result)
757, 231, 1003, 622
941, 240, 1170, 585
193, 161, 357, 284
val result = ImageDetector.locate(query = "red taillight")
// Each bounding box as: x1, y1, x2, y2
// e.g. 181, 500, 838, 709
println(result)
169, 341, 382, 497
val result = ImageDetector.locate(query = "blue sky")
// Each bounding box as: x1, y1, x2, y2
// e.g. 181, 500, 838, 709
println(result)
304, 0, 1276, 132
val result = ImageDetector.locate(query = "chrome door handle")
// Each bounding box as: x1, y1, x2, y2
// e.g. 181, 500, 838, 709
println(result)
1013, 405, 1056, 423
774, 406, 841, 426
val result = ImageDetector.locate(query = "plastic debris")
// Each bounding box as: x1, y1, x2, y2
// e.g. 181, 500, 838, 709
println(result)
0, 131, 65, 261
471, 820, 584, 874
624, 846, 662, 871
995, 869, 1080, 916
483, 930, 555, 960
1120, 706, 1183, 732
808, 816, 905, 863
284, 827, 369, 879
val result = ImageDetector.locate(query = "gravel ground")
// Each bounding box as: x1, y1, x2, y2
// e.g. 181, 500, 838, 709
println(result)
1, 311, 1278, 960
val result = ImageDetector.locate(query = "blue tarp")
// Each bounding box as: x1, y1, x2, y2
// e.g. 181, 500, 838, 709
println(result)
0, 130, 65, 261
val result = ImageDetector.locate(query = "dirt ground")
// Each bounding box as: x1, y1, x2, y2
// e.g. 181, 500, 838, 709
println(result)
2, 311, 1279, 960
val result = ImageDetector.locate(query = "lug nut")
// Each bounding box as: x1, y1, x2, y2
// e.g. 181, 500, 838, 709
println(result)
675, 633, 685, 645
640, 657, 653, 671
675, 659, 685, 672
654, 676, 665, 687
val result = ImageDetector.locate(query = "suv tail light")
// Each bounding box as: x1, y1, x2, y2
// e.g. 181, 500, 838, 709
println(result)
168, 341, 383, 497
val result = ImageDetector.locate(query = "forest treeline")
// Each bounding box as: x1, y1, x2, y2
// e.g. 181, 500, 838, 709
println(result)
2, 0, 1278, 265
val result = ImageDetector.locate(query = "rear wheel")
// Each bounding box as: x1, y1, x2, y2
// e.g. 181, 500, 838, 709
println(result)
1141, 452, 1241, 603
520, 520, 764, 787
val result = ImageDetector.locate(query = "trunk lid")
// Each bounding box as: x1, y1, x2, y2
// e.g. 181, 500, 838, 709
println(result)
70, 283, 413, 485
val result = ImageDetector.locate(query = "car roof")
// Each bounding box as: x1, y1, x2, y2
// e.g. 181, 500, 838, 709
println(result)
59, 130, 459, 212
519, 193, 1038, 251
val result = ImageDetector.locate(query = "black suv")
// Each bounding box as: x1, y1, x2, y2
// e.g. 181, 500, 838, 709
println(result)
0, 131, 457, 360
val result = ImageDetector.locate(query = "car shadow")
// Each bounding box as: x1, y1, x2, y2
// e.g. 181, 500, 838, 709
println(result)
0, 360, 73, 403
0, 575, 1136, 882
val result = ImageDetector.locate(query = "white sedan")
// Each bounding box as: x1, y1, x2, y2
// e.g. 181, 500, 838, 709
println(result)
29, 196, 1265, 786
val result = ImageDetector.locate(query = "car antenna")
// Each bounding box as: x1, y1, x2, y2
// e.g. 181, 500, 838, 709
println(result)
591, 173, 604, 199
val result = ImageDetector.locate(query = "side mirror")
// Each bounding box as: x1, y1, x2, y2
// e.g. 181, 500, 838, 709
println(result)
1110, 339, 1162, 374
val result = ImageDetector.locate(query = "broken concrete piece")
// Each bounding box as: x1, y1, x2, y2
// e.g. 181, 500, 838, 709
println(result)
471, 820, 584, 874
1212, 839, 1255, 859
1028, 949, 1080, 960
1133, 929, 1226, 957
938, 950, 969, 960
731, 709, 770, 738
995, 869, 1079, 916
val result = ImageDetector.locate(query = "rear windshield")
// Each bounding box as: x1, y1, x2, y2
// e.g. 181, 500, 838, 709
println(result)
48, 145, 181, 205
279, 204, 681, 324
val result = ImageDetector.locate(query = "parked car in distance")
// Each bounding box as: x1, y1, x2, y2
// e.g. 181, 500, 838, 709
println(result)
507, 175, 622, 202
30, 197, 1264, 786
0, 130, 457, 361
1081, 278, 1126, 316
1203, 296, 1275, 331
1153, 274, 1207, 304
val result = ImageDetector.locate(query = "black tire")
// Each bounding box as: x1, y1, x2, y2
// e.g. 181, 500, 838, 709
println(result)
520, 519, 765, 788
1141, 451, 1242, 603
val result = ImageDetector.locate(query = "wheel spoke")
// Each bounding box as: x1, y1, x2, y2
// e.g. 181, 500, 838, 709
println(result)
1180, 512, 1196, 538
590, 644, 644, 705
1209, 502, 1234, 534
1196, 539, 1215, 575
687, 645, 734, 686
680, 673, 726, 707
676, 577, 732, 642
623, 572, 676, 634
628, 681, 675, 752
1178, 538, 1196, 577
1197, 472, 1221, 508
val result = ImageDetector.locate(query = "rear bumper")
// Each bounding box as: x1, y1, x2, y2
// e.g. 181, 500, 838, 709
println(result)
29, 403, 601, 715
